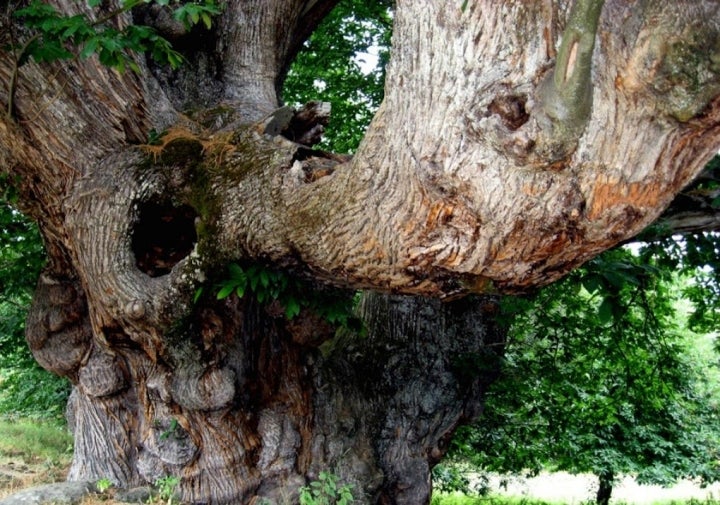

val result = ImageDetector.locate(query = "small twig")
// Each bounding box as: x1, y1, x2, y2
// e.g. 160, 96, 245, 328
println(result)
19, 72, 68, 125
90, 0, 139, 28
6, 32, 40, 121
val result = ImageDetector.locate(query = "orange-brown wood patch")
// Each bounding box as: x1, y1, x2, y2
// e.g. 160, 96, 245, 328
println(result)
588, 179, 661, 220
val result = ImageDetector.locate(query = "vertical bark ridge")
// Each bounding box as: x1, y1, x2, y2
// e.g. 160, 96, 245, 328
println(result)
67, 387, 139, 486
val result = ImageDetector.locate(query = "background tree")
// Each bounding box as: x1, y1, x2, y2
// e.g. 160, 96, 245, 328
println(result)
1, 0, 720, 504
445, 245, 719, 505
282, 0, 391, 153
0, 194, 69, 419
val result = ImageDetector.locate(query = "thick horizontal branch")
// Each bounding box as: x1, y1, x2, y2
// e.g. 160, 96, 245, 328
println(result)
633, 159, 720, 240
4, 0, 720, 304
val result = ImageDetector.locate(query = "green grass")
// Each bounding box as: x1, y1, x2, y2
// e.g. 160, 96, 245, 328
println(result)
431, 494, 563, 505
0, 418, 72, 464
430, 494, 720, 505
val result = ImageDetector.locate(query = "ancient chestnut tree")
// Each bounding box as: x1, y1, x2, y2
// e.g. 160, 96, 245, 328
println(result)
1, 0, 719, 503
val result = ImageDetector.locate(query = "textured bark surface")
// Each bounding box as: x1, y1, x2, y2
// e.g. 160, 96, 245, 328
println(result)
2, 0, 720, 503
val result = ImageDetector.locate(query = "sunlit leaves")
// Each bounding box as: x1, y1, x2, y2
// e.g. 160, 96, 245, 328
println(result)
640, 230, 720, 334
12, 0, 220, 73
283, 0, 392, 153
451, 246, 719, 490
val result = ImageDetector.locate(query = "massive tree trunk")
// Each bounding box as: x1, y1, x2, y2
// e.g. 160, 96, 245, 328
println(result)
2, 0, 719, 503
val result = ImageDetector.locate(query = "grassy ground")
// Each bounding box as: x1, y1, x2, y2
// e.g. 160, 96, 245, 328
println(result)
1, 419, 718, 505
0, 417, 73, 499
431, 494, 720, 505
432, 495, 720, 505
0, 418, 132, 504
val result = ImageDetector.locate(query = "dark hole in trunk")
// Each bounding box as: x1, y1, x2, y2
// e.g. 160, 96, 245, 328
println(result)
132, 201, 198, 277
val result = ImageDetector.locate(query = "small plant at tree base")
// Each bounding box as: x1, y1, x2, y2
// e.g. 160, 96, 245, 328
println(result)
299, 471, 354, 505
95, 477, 114, 493
153, 475, 180, 505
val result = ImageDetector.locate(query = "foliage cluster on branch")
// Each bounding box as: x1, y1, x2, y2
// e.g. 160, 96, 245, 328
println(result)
3, 0, 220, 118
11, 0, 219, 67
442, 245, 719, 501
215, 262, 363, 331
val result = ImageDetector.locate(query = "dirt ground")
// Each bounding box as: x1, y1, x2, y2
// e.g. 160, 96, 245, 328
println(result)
2, 457, 720, 504
487, 472, 720, 504
0, 456, 68, 499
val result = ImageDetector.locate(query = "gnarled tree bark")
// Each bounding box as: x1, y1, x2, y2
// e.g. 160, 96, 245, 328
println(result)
2, 0, 720, 503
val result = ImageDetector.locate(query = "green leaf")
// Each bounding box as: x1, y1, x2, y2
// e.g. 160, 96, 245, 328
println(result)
79, 37, 100, 59
201, 12, 212, 29
249, 273, 259, 291
581, 275, 603, 295
259, 270, 270, 289
228, 263, 244, 279
284, 298, 301, 319
27, 39, 74, 63
114, 56, 126, 73
127, 59, 141, 74
216, 284, 235, 300
120, 0, 143, 9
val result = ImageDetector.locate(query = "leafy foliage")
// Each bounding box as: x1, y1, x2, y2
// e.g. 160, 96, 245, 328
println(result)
5, 0, 221, 118
0, 190, 69, 420
216, 262, 363, 331
12, 0, 220, 72
638, 231, 720, 338
0, 190, 44, 299
95, 477, 114, 493
450, 246, 720, 496
299, 471, 354, 505
153, 475, 180, 504
432, 464, 489, 497
282, 0, 392, 153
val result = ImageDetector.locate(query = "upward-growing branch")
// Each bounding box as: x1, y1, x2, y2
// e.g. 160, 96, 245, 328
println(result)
535, 0, 605, 160
5, 0, 220, 120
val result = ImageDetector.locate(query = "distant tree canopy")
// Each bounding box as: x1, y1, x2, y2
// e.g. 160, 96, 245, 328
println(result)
443, 244, 719, 504
282, 0, 391, 152
0, 195, 69, 419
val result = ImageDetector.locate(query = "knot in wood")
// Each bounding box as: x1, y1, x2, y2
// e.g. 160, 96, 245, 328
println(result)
126, 300, 146, 319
